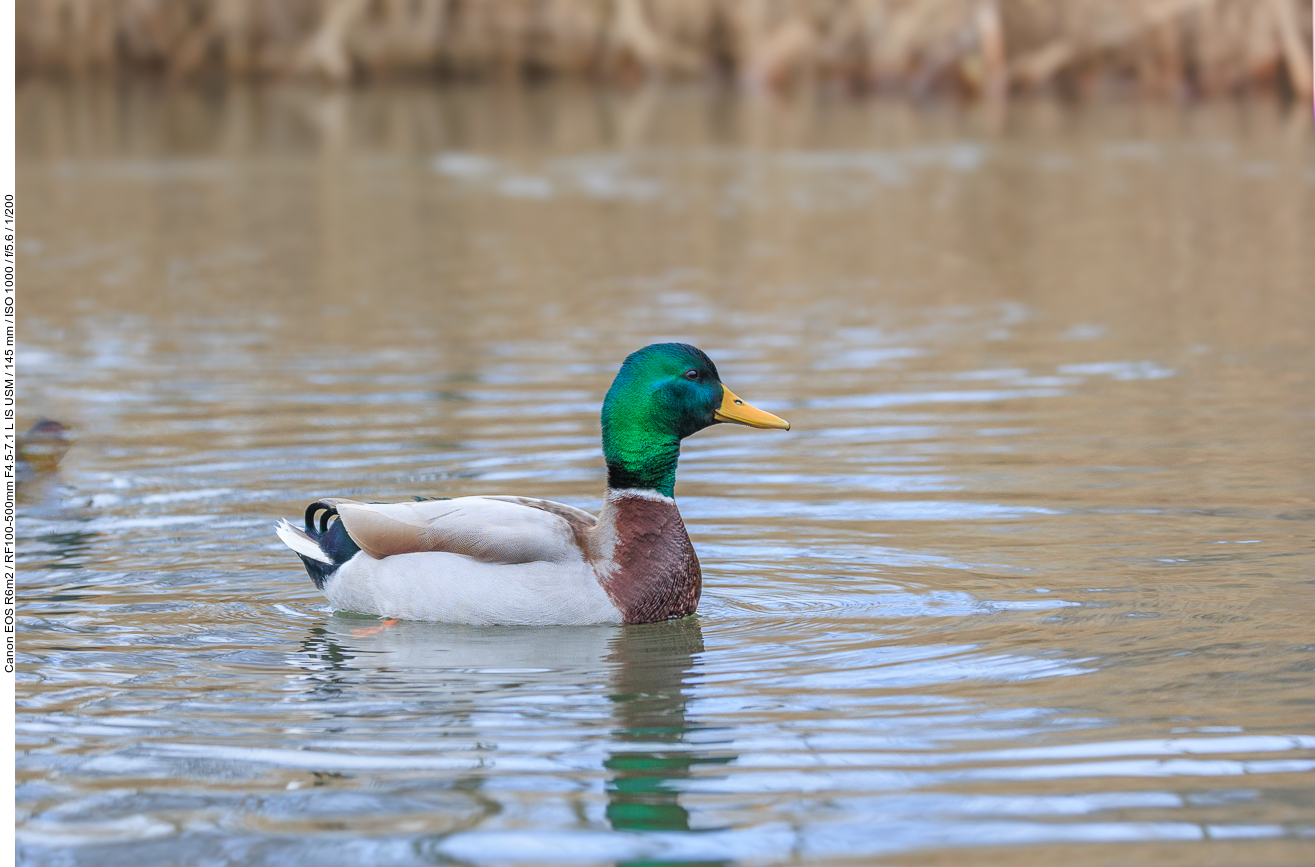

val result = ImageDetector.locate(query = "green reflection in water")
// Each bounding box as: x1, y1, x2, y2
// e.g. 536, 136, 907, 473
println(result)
605, 618, 734, 866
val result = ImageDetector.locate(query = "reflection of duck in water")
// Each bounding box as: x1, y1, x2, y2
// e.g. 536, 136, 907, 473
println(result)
604, 619, 732, 841
296, 616, 731, 848
277, 344, 789, 626
299, 616, 619, 691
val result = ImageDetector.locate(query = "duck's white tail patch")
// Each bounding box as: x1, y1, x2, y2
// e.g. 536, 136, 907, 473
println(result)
276, 519, 333, 564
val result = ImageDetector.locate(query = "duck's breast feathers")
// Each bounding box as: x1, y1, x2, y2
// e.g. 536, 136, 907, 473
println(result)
334, 496, 595, 564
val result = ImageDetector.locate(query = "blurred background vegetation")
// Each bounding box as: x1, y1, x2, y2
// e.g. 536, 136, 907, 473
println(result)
15, 0, 1314, 100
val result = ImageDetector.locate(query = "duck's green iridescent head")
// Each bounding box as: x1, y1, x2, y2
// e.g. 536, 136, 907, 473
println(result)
601, 343, 789, 497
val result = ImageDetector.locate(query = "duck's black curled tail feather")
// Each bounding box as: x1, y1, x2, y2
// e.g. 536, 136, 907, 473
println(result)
279, 496, 444, 589
306, 500, 339, 536
279, 499, 362, 590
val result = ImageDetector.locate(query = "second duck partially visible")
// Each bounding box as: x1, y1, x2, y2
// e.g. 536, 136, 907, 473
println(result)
276, 343, 790, 626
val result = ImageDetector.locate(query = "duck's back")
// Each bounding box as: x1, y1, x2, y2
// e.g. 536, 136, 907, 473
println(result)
279, 495, 623, 625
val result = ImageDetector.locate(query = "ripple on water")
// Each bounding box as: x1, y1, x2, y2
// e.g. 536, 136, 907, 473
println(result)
17, 89, 1315, 865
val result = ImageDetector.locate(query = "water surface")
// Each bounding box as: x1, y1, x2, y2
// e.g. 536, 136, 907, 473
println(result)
16, 85, 1315, 865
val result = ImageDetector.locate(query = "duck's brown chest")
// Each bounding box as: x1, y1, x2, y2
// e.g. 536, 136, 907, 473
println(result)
596, 494, 702, 624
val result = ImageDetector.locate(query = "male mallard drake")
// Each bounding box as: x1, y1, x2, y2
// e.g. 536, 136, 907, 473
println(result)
276, 343, 789, 626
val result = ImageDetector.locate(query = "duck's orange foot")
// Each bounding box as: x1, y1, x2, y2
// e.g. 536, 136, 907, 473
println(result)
350, 618, 401, 637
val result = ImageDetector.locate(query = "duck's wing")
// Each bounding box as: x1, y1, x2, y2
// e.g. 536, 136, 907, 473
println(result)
333, 496, 596, 565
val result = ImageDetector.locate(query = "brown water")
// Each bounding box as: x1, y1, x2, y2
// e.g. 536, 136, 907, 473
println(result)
16, 84, 1315, 866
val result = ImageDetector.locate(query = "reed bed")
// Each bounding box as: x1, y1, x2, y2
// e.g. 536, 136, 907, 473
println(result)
16, 0, 1314, 98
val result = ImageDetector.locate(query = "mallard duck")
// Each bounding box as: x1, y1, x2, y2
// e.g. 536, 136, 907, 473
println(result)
276, 343, 789, 626
17, 418, 71, 482
17, 418, 73, 505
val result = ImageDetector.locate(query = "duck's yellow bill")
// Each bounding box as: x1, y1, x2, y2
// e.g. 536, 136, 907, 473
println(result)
714, 386, 790, 430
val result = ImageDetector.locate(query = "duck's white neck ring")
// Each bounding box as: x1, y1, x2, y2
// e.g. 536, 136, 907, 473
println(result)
606, 488, 676, 505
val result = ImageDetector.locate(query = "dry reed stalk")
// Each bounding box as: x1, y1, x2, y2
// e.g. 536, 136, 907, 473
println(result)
974, 0, 1007, 100
14, 0, 1314, 99
1267, 0, 1313, 95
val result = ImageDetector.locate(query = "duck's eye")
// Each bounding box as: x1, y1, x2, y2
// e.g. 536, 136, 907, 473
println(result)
684, 369, 700, 381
